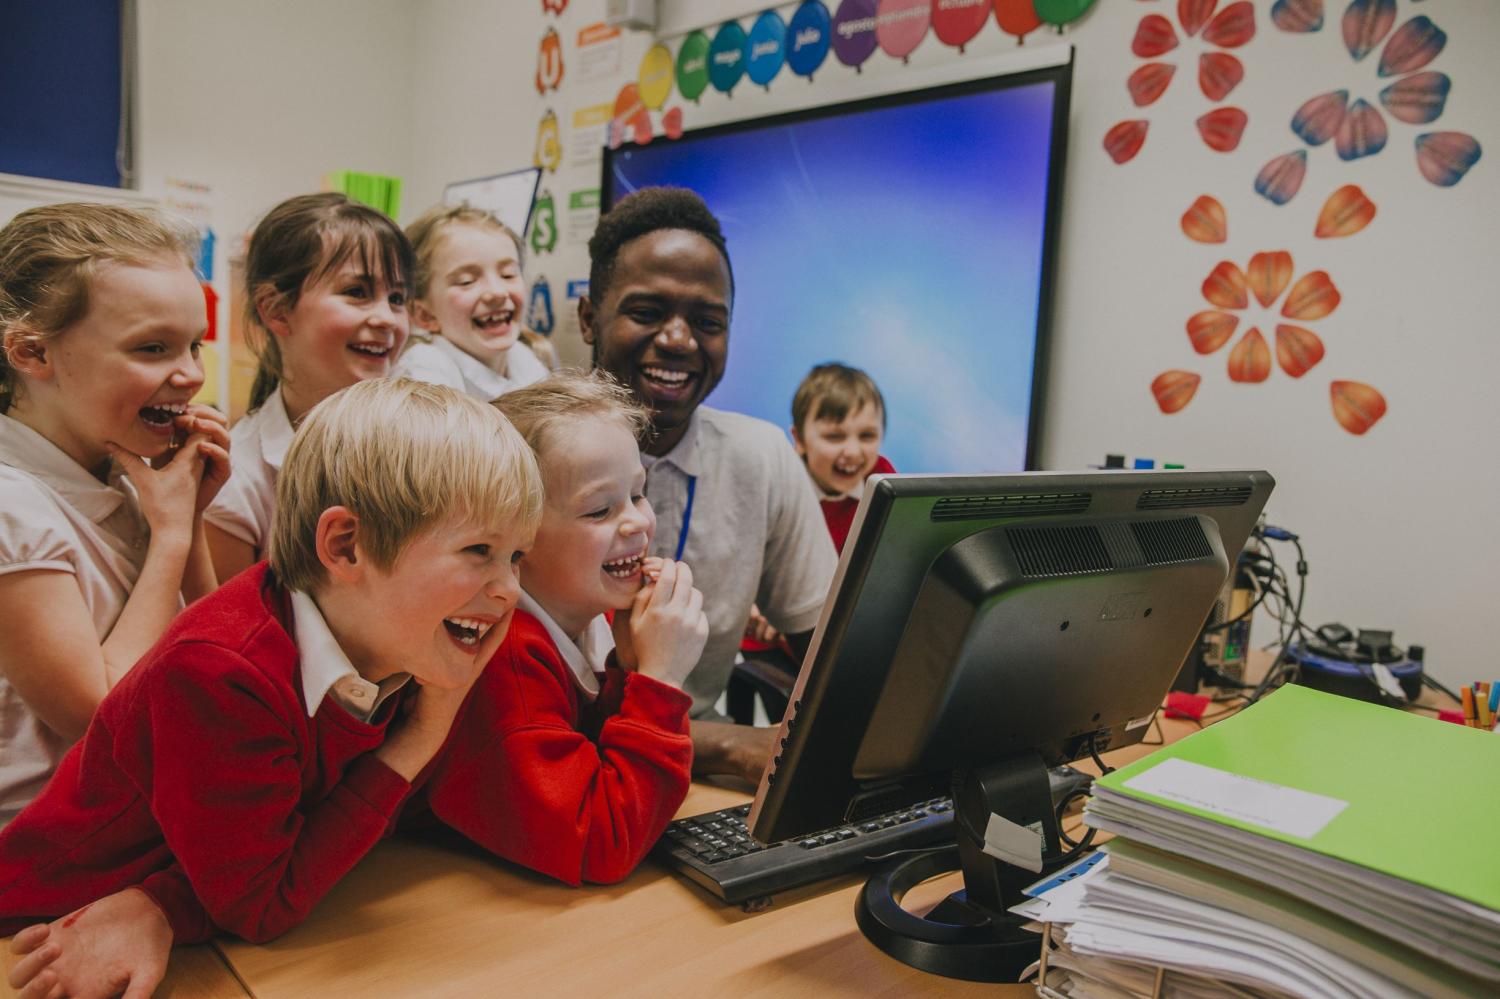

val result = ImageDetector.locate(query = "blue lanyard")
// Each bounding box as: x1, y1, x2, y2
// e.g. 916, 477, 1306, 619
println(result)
674, 475, 697, 562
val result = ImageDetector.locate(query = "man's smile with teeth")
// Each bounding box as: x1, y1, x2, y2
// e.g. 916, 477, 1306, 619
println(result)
642, 366, 691, 385
442, 616, 496, 647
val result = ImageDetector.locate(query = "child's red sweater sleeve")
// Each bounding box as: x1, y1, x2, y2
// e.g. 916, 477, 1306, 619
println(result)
428, 623, 693, 886
130, 642, 411, 943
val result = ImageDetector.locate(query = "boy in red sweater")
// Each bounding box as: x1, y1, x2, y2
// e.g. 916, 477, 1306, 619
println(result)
476, 370, 703, 885
789, 362, 895, 554
2, 378, 543, 997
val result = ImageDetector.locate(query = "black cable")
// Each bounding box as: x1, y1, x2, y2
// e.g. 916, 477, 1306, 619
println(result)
1087, 731, 1113, 775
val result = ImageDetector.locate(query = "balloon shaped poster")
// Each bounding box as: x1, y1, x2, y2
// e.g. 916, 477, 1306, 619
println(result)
709, 21, 748, 94
535, 27, 564, 94
787, 1, 831, 79
832, 0, 878, 71
994, 0, 1043, 42
746, 11, 787, 89
528, 275, 555, 335
1033, 0, 1097, 28
876, 0, 930, 63
933, 0, 989, 53
533, 109, 562, 171
675, 31, 710, 102
638, 44, 674, 109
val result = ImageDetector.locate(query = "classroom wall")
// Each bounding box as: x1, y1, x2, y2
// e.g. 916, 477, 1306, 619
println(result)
134, 0, 418, 392
397, 0, 1496, 687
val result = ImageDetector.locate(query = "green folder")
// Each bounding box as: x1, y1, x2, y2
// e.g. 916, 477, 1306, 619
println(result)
1094, 684, 1500, 914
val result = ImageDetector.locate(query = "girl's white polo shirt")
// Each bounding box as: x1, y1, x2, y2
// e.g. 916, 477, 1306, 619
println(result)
0, 414, 151, 822
393, 336, 548, 402
204, 389, 295, 553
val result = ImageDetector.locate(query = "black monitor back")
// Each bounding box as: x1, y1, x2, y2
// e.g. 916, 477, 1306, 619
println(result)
749, 470, 1274, 844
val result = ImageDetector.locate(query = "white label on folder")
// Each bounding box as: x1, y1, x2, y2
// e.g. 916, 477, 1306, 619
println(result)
1122, 757, 1348, 840
982, 813, 1044, 873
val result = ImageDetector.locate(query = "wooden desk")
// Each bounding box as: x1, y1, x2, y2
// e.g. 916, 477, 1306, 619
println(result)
4, 666, 1458, 998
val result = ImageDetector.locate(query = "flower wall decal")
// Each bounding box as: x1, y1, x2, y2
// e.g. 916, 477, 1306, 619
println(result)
1156, 191, 1388, 434
1259, 0, 1482, 203
1105, 0, 1256, 163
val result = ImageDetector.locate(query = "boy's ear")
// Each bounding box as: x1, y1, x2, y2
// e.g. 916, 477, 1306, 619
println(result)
2, 327, 53, 381
409, 298, 441, 334
254, 286, 292, 339
789, 423, 806, 458
314, 506, 364, 582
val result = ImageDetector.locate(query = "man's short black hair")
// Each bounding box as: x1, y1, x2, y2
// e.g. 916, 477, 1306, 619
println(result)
587, 187, 734, 304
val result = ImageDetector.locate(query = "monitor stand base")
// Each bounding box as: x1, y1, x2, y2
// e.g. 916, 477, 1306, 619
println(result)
855, 754, 1063, 983
856, 846, 1045, 983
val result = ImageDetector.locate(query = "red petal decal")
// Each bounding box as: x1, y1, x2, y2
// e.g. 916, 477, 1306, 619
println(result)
1248, 251, 1294, 308
1181, 195, 1228, 243
1187, 310, 1239, 354
1203, 1, 1256, 48
1281, 271, 1340, 320
1133, 14, 1180, 57
1227, 328, 1271, 383
1104, 120, 1150, 164
1197, 107, 1248, 152
662, 106, 684, 140
1315, 185, 1376, 238
1199, 52, 1244, 101
1179, 0, 1217, 37
1128, 62, 1177, 107
1275, 324, 1325, 378
1152, 370, 1202, 413
1202, 260, 1248, 309
1330, 381, 1387, 434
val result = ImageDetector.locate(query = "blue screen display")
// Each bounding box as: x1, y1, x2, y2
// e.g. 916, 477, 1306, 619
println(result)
605, 76, 1060, 473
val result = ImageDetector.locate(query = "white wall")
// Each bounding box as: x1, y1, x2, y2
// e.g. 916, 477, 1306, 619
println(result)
135, 0, 417, 272
406, 0, 548, 219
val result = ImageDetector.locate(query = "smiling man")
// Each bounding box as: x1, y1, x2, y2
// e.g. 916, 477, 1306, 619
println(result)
579, 187, 837, 785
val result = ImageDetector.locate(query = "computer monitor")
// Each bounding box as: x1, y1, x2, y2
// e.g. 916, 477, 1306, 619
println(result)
748, 469, 1274, 981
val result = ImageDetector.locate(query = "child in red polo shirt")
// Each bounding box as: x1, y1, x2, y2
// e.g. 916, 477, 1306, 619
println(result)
472, 370, 704, 885
789, 362, 895, 554
2, 377, 542, 997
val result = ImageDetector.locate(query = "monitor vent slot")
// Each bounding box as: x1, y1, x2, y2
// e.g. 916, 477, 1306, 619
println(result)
931, 491, 1091, 522
1132, 517, 1212, 564
1008, 525, 1112, 577
1136, 485, 1252, 510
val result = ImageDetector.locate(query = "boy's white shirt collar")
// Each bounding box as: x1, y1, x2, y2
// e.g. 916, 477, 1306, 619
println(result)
259, 388, 295, 471
517, 590, 613, 700
289, 588, 410, 722
0, 412, 134, 523
805, 465, 862, 503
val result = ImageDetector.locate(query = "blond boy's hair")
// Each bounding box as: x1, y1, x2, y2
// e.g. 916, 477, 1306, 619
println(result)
405, 203, 525, 301
791, 362, 887, 434
271, 378, 543, 591
492, 368, 648, 460
0, 203, 198, 412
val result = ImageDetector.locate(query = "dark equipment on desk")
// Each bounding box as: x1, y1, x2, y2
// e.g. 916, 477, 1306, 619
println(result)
654, 767, 1094, 908
1286, 624, 1425, 705
742, 469, 1274, 983
1172, 557, 1256, 693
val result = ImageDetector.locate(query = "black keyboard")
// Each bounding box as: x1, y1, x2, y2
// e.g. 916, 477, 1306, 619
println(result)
653, 797, 955, 907
654, 766, 1095, 908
